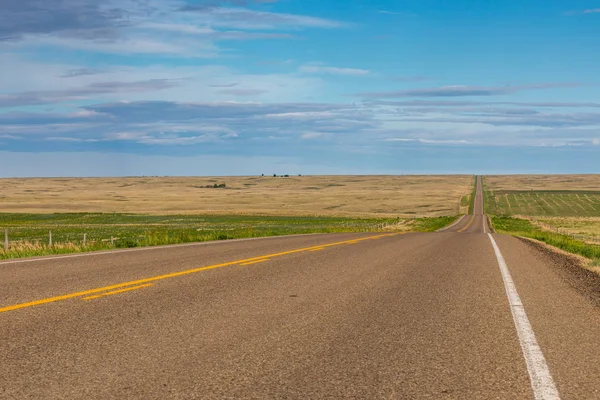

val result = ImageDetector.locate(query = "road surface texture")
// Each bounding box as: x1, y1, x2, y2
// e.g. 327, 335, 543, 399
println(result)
3, 176, 600, 399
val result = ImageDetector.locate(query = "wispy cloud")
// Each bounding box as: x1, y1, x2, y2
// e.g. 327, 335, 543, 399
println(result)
216, 88, 268, 96
209, 82, 239, 88
139, 22, 295, 40
0, 79, 180, 108
378, 10, 417, 16
358, 83, 582, 98
565, 8, 600, 15
300, 131, 329, 140
385, 138, 473, 145
390, 76, 430, 82
1, 0, 340, 57
367, 100, 600, 108
0, 0, 141, 41
3, 99, 600, 150
60, 68, 104, 78
179, 7, 344, 30
299, 63, 370, 76
0, 100, 369, 146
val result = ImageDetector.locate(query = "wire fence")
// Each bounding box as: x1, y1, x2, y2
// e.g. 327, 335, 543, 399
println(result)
1, 220, 404, 254
526, 217, 600, 245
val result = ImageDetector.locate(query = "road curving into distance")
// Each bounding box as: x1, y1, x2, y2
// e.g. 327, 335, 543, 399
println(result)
2, 176, 600, 398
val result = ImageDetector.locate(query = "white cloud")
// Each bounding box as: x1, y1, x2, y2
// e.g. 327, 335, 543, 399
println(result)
182, 7, 344, 30
299, 63, 370, 76
0, 54, 324, 106
566, 8, 600, 15
385, 138, 474, 145
300, 131, 328, 139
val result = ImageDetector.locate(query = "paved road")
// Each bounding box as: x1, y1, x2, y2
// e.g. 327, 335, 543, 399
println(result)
2, 177, 600, 398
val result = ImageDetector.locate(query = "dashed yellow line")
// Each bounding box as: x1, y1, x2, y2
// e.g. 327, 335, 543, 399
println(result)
458, 216, 476, 233
82, 284, 154, 301
0, 233, 398, 314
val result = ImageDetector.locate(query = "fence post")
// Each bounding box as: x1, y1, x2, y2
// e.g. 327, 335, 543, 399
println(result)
83, 233, 87, 247
49, 231, 53, 247
4, 228, 8, 251
111, 237, 114, 246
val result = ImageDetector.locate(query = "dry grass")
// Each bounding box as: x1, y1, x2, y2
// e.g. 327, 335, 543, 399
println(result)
0, 175, 472, 218
485, 175, 600, 191
529, 217, 600, 244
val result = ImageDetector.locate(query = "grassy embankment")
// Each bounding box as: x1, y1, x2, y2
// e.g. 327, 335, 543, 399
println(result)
483, 177, 600, 266
0, 213, 456, 260
468, 175, 477, 214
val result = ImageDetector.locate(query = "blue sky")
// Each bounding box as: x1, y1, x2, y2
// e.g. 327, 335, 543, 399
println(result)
1, 0, 599, 177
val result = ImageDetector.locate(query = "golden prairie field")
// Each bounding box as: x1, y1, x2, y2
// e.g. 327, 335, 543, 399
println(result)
484, 175, 600, 191
0, 175, 473, 217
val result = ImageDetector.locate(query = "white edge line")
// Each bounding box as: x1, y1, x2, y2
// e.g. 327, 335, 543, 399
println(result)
436, 215, 467, 232
488, 233, 560, 400
0, 232, 352, 266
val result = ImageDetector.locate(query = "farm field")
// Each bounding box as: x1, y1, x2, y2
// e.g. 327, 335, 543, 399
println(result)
484, 175, 600, 192
0, 175, 473, 218
484, 175, 600, 217
484, 175, 600, 261
484, 190, 600, 217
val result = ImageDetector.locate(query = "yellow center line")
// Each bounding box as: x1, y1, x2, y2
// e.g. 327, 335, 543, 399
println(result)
458, 216, 476, 233
309, 248, 325, 252
0, 233, 399, 314
239, 259, 270, 266
81, 284, 154, 301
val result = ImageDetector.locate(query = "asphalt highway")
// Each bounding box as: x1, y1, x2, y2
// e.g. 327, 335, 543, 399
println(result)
2, 177, 600, 399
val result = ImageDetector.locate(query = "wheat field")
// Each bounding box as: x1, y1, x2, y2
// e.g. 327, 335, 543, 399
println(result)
484, 175, 600, 192
0, 175, 473, 218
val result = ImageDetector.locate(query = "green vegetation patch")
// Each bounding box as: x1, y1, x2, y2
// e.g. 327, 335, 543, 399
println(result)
0, 213, 401, 260
485, 190, 600, 217
491, 216, 600, 262
468, 176, 477, 214
411, 216, 460, 232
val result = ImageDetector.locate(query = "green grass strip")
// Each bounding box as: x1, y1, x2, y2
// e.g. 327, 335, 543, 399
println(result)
411, 216, 459, 232
491, 216, 600, 263
0, 212, 458, 260
468, 175, 477, 215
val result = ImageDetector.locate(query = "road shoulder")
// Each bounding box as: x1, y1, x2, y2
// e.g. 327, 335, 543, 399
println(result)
493, 234, 600, 398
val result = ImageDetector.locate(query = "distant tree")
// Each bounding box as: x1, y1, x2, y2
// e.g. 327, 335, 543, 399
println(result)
273, 174, 277, 177
283, 175, 289, 178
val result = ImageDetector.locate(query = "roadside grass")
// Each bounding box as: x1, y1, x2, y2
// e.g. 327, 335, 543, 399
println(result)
468, 176, 477, 214
460, 195, 469, 208
410, 216, 459, 232
0, 213, 457, 260
490, 216, 600, 264
521, 217, 600, 245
